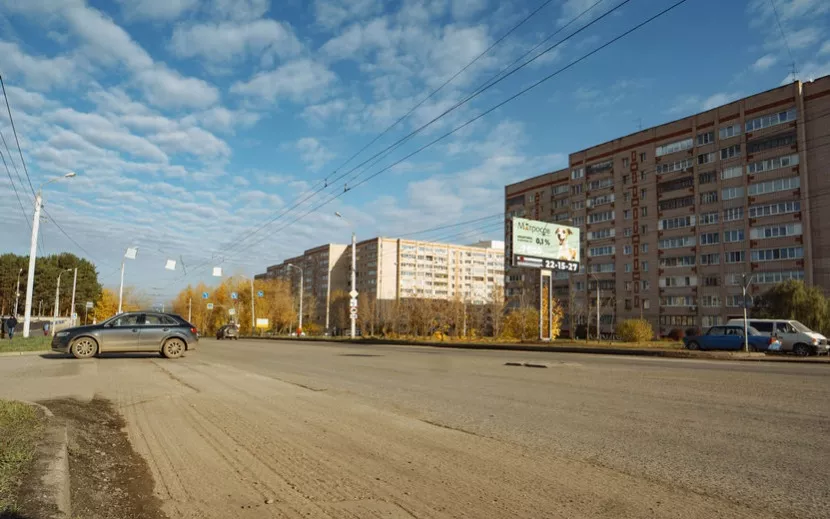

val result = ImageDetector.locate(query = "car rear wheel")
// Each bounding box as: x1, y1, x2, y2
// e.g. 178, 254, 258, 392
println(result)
71, 337, 98, 359
686, 341, 700, 351
162, 338, 186, 359
793, 343, 812, 357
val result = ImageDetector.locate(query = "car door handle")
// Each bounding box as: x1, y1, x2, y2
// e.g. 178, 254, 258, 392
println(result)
132, 328, 138, 333
162, 328, 169, 331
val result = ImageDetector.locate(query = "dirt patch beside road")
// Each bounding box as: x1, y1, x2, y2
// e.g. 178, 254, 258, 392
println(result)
38, 398, 166, 519
0, 400, 44, 517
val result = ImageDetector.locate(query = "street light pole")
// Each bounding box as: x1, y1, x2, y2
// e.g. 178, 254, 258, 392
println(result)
350, 231, 356, 339
287, 264, 303, 333
53, 268, 71, 337
250, 277, 255, 333
741, 273, 754, 353
118, 247, 137, 314
14, 268, 22, 317
588, 272, 600, 341
70, 268, 77, 326
23, 172, 76, 338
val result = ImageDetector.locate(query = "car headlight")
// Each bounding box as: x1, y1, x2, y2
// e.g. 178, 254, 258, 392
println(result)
56, 331, 70, 338
812, 338, 818, 345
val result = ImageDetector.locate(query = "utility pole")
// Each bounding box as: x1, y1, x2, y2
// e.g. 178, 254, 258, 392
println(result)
287, 264, 303, 334
250, 278, 255, 334
741, 273, 754, 353
14, 268, 22, 317
70, 268, 77, 326
118, 247, 137, 314
351, 231, 357, 339
188, 296, 192, 323
53, 269, 70, 337
22, 194, 42, 338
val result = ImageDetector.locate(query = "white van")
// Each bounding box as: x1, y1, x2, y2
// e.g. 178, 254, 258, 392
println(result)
726, 318, 828, 356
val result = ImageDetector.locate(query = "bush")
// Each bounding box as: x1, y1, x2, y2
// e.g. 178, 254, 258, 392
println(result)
667, 328, 685, 341
616, 319, 653, 343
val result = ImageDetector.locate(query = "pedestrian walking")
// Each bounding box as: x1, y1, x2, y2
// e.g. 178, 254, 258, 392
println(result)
1, 316, 6, 339
6, 315, 18, 340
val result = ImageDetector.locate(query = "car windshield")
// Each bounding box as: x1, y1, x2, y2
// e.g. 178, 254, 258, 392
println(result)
789, 321, 812, 333
747, 326, 761, 335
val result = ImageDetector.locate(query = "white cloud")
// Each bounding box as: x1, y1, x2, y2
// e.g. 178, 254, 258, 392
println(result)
752, 54, 778, 72
301, 99, 350, 126
451, 0, 488, 20
0, 40, 78, 91
314, 0, 384, 30
557, 0, 603, 27
135, 67, 219, 109
821, 41, 830, 55
787, 61, 830, 83
295, 137, 335, 172
702, 92, 742, 111
170, 19, 302, 67
181, 107, 260, 134
230, 59, 337, 104
208, 0, 270, 22
148, 127, 231, 159
116, 0, 198, 21
786, 27, 822, 50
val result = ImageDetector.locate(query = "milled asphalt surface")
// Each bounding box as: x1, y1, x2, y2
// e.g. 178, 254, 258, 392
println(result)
0, 338, 827, 518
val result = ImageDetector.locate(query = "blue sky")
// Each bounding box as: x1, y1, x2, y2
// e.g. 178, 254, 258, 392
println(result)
1, 0, 828, 303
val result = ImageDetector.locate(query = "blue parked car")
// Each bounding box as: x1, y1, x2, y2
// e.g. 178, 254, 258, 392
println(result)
683, 325, 781, 352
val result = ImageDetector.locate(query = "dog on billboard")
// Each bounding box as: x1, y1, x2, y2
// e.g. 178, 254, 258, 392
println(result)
554, 227, 578, 261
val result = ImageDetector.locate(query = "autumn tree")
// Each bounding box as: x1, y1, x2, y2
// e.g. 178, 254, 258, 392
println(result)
753, 280, 830, 334
93, 287, 146, 322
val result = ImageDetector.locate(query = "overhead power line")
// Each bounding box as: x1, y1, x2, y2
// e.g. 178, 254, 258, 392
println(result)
769, 0, 798, 81
193, 0, 691, 276
0, 74, 35, 197
0, 147, 31, 233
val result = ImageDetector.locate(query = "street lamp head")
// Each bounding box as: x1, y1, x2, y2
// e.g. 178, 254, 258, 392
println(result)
335, 212, 343, 218
64, 172, 77, 178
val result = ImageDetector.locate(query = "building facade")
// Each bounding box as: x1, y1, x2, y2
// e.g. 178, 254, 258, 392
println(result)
257, 237, 505, 330
505, 76, 830, 336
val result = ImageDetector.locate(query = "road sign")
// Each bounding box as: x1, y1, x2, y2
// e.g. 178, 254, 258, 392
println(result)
512, 217, 580, 271
257, 290, 264, 298
202, 292, 209, 299
349, 307, 358, 317
228, 308, 236, 316
206, 303, 214, 310
231, 292, 238, 300
85, 301, 93, 309
256, 318, 269, 328
349, 289, 358, 298
349, 298, 358, 308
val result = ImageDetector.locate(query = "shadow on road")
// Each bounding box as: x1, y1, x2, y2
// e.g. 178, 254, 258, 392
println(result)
338, 353, 384, 358
39, 353, 167, 360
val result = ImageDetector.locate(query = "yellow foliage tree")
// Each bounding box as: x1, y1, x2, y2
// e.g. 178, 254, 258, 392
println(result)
93, 287, 144, 322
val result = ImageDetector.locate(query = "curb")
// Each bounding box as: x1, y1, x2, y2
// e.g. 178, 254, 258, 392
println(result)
20, 400, 71, 519
0, 350, 51, 357
240, 336, 830, 363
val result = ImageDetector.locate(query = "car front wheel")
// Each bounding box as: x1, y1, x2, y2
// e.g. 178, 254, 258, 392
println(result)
793, 343, 812, 357
71, 337, 98, 359
686, 341, 700, 351
162, 338, 186, 359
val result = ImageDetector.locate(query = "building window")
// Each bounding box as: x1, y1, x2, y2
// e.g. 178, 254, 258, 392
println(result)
698, 152, 715, 165
572, 200, 585, 210
723, 207, 744, 222
721, 144, 741, 160
589, 263, 615, 273
660, 255, 695, 268
625, 263, 632, 273
589, 245, 615, 257
642, 260, 649, 272
588, 228, 615, 240
700, 232, 720, 246
588, 193, 615, 207
751, 246, 804, 262
659, 215, 695, 230
641, 243, 649, 253
589, 178, 614, 191
724, 229, 745, 243
722, 187, 744, 200
640, 170, 648, 181
573, 216, 585, 226
624, 245, 632, 255
754, 270, 805, 284
641, 224, 649, 234
718, 124, 741, 139
571, 167, 585, 179
624, 209, 631, 220
659, 236, 696, 249
623, 174, 629, 184
656, 137, 693, 157
697, 131, 714, 145
745, 108, 797, 132
643, 299, 651, 310
572, 184, 583, 195
641, 207, 648, 217
726, 251, 745, 263
658, 175, 694, 194
699, 212, 719, 226
700, 253, 720, 265
698, 171, 717, 184
748, 177, 799, 196
721, 166, 743, 180
624, 191, 631, 202
586, 160, 613, 175
553, 184, 570, 196
624, 227, 632, 237
659, 195, 695, 211
748, 132, 797, 153
703, 276, 721, 287
640, 188, 647, 200
640, 152, 647, 162
747, 154, 799, 175
588, 210, 614, 224
750, 223, 802, 239
748, 200, 800, 218
622, 157, 630, 168
655, 158, 694, 175
700, 191, 718, 204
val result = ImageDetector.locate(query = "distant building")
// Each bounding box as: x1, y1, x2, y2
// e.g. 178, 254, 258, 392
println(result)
505, 75, 830, 336
256, 237, 505, 330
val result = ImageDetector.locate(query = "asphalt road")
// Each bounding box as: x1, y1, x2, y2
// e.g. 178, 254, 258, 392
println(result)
1, 338, 828, 518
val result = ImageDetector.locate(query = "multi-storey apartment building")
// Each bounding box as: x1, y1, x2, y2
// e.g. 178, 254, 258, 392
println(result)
505, 75, 830, 336
257, 237, 505, 330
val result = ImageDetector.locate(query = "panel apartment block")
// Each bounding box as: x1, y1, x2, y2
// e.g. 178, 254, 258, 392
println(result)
505, 76, 830, 336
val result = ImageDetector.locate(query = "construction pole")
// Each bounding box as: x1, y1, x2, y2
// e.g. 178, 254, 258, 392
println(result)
350, 232, 357, 339
22, 193, 42, 338
250, 278, 255, 334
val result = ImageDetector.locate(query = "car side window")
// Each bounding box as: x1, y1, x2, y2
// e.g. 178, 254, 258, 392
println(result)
161, 315, 178, 326
144, 314, 164, 325
752, 322, 773, 333
113, 314, 140, 327
709, 326, 724, 335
